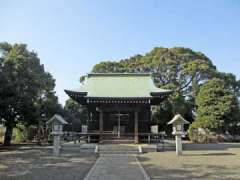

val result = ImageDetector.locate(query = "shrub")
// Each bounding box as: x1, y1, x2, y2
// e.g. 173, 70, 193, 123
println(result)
13, 124, 27, 143
0, 127, 5, 144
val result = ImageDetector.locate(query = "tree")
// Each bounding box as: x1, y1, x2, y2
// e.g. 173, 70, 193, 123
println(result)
215, 72, 240, 98
91, 47, 217, 127
192, 78, 239, 134
0, 42, 60, 145
92, 47, 216, 97
64, 99, 87, 132
89, 47, 240, 136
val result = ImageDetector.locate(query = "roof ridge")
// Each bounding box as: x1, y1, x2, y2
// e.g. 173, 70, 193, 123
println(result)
87, 73, 151, 77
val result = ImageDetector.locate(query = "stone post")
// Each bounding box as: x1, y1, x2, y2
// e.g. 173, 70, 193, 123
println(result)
175, 135, 182, 156
53, 133, 61, 156
167, 114, 190, 156
46, 114, 68, 157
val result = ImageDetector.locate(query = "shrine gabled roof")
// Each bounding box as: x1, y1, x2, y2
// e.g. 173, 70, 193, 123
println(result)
65, 73, 172, 98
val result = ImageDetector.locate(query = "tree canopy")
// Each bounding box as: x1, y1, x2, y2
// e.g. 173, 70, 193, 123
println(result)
194, 78, 239, 132
64, 99, 87, 132
90, 47, 240, 136
91, 47, 217, 119
0, 42, 61, 145
1, 43, 239, 144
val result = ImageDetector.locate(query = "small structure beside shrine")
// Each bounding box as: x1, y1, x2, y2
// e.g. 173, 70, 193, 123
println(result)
65, 73, 172, 144
47, 114, 68, 156
168, 114, 190, 156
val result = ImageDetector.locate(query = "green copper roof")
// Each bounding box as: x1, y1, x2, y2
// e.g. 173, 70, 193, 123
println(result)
67, 73, 171, 98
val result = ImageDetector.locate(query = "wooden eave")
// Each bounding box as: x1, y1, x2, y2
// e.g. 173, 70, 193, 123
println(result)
65, 90, 170, 105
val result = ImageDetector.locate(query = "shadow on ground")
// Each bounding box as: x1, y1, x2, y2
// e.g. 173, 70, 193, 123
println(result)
183, 142, 240, 151
138, 146, 240, 180
0, 145, 98, 180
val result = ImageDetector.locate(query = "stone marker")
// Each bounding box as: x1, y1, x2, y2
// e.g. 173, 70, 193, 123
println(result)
47, 114, 68, 156
167, 114, 189, 156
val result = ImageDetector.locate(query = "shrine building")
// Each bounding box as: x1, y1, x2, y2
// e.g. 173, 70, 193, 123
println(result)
65, 73, 172, 143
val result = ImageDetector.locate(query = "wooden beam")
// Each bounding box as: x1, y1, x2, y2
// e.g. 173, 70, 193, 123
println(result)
99, 110, 103, 142
134, 111, 139, 144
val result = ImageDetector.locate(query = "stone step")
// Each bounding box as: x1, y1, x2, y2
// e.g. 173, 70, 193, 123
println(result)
101, 137, 134, 141
61, 143, 97, 153
98, 144, 140, 154
100, 151, 139, 154
101, 140, 135, 144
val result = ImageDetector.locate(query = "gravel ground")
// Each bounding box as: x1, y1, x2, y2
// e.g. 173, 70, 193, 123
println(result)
1, 143, 240, 180
0, 145, 98, 180
138, 143, 240, 180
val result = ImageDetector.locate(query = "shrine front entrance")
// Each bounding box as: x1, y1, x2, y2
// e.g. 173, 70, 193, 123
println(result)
103, 111, 133, 137
87, 105, 151, 143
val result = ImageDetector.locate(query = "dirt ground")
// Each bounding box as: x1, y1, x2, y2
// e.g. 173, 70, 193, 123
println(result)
1, 143, 240, 180
0, 145, 98, 180
139, 143, 240, 180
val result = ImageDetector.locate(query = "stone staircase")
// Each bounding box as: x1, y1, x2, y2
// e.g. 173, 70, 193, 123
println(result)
61, 143, 97, 153
101, 139, 135, 144
98, 144, 140, 154
101, 135, 135, 144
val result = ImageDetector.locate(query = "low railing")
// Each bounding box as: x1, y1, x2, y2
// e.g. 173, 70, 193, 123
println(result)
62, 131, 166, 145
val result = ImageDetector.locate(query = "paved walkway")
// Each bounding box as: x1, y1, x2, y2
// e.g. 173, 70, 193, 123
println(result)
84, 154, 150, 180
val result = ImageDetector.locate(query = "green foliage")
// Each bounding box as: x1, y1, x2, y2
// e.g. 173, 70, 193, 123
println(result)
215, 72, 240, 98
188, 122, 198, 142
64, 99, 87, 132
193, 78, 239, 133
0, 42, 61, 145
92, 61, 125, 73
188, 122, 209, 143
0, 127, 5, 143
92, 47, 216, 103
13, 124, 27, 143
90, 47, 240, 137
91, 47, 217, 129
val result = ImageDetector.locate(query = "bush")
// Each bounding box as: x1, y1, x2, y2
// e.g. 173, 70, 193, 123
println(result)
188, 122, 218, 143
13, 124, 28, 143
0, 125, 38, 144
26, 125, 37, 141
0, 126, 6, 144
189, 122, 205, 143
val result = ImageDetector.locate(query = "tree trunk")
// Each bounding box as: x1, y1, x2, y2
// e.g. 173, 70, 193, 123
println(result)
37, 124, 41, 145
4, 125, 13, 146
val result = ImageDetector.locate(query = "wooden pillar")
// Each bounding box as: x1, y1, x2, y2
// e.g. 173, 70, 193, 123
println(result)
148, 133, 151, 143
134, 110, 139, 144
99, 110, 103, 142
86, 109, 90, 131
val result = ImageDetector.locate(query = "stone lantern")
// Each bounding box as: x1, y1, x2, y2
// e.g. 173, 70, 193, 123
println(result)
47, 114, 68, 156
167, 114, 189, 156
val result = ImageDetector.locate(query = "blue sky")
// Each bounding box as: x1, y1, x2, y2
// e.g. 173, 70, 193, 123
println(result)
1, 0, 240, 105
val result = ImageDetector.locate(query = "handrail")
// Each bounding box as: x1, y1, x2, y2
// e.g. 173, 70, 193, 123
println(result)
62, 131, 166, 136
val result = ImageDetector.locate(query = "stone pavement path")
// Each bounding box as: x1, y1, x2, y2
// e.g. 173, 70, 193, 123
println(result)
84, 154, 150, 180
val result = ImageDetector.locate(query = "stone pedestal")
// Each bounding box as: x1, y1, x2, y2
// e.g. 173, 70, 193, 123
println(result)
175, 135, 182, 156
167, 114, 190, 156
47, 114, 67, 156
53, 133, 61, 156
